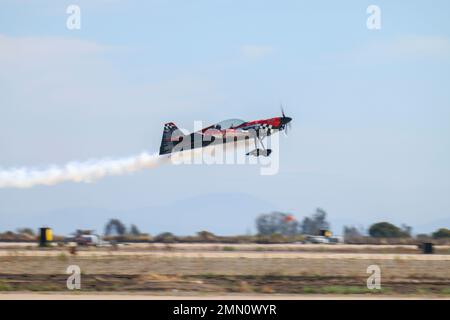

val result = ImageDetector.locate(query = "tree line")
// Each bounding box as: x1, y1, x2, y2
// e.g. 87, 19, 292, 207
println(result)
92, 213, 450, 239
7, 210, 448, 241
255, 208, 450, 239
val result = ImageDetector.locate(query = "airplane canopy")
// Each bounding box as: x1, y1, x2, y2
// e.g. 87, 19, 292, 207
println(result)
213, 119, 245, 130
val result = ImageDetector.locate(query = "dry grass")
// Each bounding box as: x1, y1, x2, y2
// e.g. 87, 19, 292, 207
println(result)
0, 243, 448, 295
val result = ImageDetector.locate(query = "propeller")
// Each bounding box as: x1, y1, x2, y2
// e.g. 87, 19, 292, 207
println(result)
280, 104, 292, 136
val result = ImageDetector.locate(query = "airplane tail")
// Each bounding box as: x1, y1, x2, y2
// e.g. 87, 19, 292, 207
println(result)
159, 122, 184, 155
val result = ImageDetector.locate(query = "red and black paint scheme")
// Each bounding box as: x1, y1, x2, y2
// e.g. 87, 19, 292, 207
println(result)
159, 109, 292, 157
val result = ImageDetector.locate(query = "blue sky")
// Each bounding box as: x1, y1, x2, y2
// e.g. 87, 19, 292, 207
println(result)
0, 0, 449, 235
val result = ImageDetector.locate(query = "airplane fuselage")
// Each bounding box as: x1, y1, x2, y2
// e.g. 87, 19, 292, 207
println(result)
159, 114, 292, 157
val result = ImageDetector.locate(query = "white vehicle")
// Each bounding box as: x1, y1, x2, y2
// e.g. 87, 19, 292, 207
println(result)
65, 234, 109, 246
305, 235, 329, 244
328, 236, 343, 244
79, 234, 100, 245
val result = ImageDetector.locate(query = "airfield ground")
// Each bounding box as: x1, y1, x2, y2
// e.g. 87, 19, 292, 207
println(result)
0, 243, 449, 298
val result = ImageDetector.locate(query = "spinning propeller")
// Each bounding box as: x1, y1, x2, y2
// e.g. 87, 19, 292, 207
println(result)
280, 104, 292, 135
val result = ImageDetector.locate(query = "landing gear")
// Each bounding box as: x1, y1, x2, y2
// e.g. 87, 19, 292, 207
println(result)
246, 149, 272, 157
246, 137, 272, 157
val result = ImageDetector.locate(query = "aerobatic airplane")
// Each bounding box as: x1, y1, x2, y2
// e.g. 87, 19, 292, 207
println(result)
159, 107, 292, 157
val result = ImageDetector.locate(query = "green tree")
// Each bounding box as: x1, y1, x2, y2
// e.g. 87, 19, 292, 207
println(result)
16, 228, 35, 236
432, 228, 450, 239
197, 230, 217, 241
154, 232, 177, 243
256, 212, 298, 236
343, 225, 364, 238
300, 208, 330, 235
129, 224, 141, 236
368, 222, 410, 238
104, 219, 127, 236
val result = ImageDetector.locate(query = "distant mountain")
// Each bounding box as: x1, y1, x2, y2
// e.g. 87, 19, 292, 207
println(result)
1, 193, 278, 236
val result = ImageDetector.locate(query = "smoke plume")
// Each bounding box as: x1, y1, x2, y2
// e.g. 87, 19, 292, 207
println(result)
0, 152, 169, 189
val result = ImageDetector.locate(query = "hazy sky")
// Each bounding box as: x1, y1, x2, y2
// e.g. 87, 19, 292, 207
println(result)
1, 0, 449, 234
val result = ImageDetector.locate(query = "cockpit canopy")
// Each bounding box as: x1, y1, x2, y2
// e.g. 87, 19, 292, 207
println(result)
213, 118, 245, 130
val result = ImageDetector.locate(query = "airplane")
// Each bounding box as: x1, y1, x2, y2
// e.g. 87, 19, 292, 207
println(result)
159, 107, 292, 157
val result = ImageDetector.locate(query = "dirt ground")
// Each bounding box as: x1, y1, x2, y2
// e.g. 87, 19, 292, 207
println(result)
0, 243, 449, 298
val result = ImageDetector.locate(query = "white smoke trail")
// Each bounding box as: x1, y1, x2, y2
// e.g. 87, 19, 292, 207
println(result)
0, 152, 169, 189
